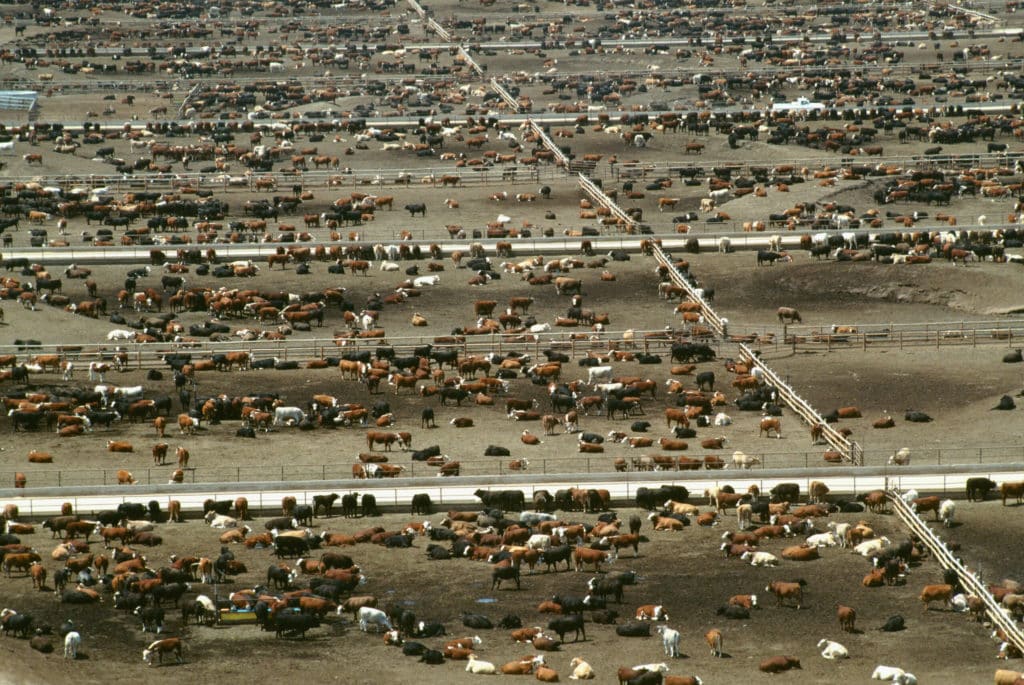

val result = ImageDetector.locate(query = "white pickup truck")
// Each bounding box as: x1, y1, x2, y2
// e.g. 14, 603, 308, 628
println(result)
770, 97, 826, 112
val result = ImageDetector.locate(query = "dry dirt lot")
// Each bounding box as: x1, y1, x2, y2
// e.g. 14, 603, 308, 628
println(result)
3, 2, 1024, 683
0, 501, 1021, 685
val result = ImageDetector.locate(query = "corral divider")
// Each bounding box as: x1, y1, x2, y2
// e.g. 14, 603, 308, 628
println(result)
490, 78, 523, 112
888, 488, 1024, 656
578, 173, 637, 234
456, 46, 485, 77
649, 241, 726, 336
526, 120, 571, 168
737, 342, 860, 464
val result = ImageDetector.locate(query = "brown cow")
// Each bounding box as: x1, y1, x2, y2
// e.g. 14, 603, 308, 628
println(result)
759, 656, 801, 674
152, 443, 169, 465
919, 583, 955, 610
837, 604, 856, 632
765, 580, 805, 609
107, 440, 134, 453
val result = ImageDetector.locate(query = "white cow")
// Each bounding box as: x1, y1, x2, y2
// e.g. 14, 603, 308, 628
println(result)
854, 536, 891, 557
741, 550, 778, 566
569, 657, 595, 680
656, 625, 681, 658
888, 447, 911, 466
64, 631, 81, 659
806, 532, 839, 547
525, 534, 552, 550
358, 607, 392, 633
273, 406, 306, 426
718, 236, 731, 253
731, 451, 761, 469
817, 638, 848, 660
828, 522, 851, 548
871, 665, 916, 684
939, 499, 956, 527
713, 412, 732, 426
587, 365, 613, 384
106, 329, 137, 341
379, 261, 400, 272
413, 275, 440, 287
204, 511, 238, 528
465, 654, 498, 674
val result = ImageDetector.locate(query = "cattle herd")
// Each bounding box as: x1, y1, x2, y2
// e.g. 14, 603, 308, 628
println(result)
2, 478, 1024, 682
3, 0, 1024, 680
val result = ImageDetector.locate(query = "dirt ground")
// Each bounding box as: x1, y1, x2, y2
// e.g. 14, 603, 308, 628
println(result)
3, 1, 1024, 683
0, 501, 1021, 684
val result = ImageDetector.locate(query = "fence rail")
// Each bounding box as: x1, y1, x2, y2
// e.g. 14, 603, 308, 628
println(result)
738, 342, 859, 463
7, 444, 1024, 488
0, 325, 714, 370
650, 241, 727, 336
889, 488, 1024, 656
3, 463, 1023, 519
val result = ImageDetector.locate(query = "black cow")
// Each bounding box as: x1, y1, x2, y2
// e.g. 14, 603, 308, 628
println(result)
548, 614, 586, 642
696, 371, 715, 391
904, 410, 933, 423
420, 649, 444, 664
426, 544, 450, 560
615, 621, 651, 637
404, 203, 426, 217
273, 536, 309, 559
385, 534, 412, 548
879, 615, 906, 632
402, 641, 427, 656
439, 388, 469, 406
630, 421, 651, 432
966, 477, 997, 502
313, 493, 340, 518
635, 486, 688, 510
118, 502, 146, 520
420, 407, 436, 428
411, 493, 432, 515
362, 494, 379, 516
267, 565, 295, 590
491, 564, 521, 590
484, 445, 511, 457
1, 613, 32, 638
411, 445, 442, 461
134, 605, 165, 632
462, 613, 493, 630
539, 545, 572, 572
770, 483, 800, 503
474, 489, 525, 511
293, 505, 314, 527
716, 605, 750, 619
272, 612, 319, 639
994, 395, 1016, 410
341, 494, 359, 517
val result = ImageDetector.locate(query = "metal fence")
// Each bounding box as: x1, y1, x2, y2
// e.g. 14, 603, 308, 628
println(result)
8, 444, 1024, 488
4, 463, 1023, 519
0, 324, 717, 370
